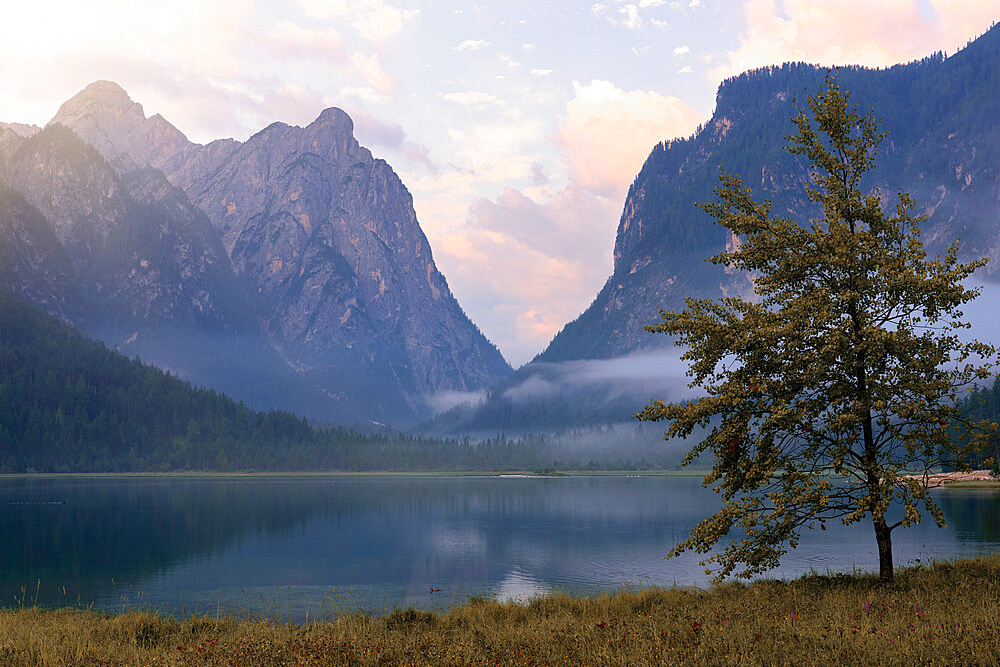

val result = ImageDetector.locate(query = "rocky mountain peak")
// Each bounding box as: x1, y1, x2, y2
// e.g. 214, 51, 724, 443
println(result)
50, 81, 192, 173
0, 122, 41, 138
305, 107, 357, 161
3, 81, 513, 425
310, 107, 354, 137
52, 80, 143, 127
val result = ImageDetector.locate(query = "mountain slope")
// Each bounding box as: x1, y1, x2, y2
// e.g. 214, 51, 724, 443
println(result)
3, 82, 511, 425
182, 109, 509, 408
541, 27, 1000, 363
0, 295, 455, 472
0, 182, 79, 320
428, 25, 1000, 434
0, 124, 356, 422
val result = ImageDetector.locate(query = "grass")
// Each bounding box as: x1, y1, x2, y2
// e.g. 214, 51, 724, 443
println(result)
2, 556, 1000, 665
937, 480, 1000, 489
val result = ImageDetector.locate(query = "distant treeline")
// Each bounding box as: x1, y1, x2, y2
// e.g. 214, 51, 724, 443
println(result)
958, 379, 1000, 469
0, 297, 670, 473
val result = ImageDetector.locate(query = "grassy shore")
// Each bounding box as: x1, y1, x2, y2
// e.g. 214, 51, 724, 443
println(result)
2, 556, 1000, 665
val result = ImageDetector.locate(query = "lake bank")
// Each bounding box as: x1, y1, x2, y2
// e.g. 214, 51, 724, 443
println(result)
902, 469, 1000, 489
3, 554, 999, 665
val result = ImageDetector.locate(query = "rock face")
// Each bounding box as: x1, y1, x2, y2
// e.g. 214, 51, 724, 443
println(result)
1, 82, 510, 425
49, 81, 191, 174
181, 109, 507, 413
426, 24, 1000, 434
540, 24, 1000, 364
0, 125, 249, 336
0, 182, 78, 321
0, 123, 40, 139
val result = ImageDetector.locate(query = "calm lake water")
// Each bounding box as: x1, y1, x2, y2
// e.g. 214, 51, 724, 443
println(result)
1, 475, 998, 620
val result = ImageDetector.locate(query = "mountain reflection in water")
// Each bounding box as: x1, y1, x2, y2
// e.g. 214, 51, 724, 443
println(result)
1, 475, 997, 620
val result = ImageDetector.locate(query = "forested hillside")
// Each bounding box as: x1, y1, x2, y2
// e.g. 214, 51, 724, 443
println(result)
0, 297, 672, 471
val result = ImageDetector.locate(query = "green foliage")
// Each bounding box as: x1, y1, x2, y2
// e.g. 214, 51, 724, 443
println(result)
956, 378, 1000, 476
638, 77, 998, 582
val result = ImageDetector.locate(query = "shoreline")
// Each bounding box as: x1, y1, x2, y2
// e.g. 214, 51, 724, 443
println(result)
902, 469, 1000, 489
3, 554, 999, 665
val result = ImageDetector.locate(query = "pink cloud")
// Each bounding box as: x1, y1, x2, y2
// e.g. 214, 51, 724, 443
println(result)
717, 0, 1000, 82
554, 79, 702, 198
263, 21, 344, 62
436, 185, 620, 366
350, 52, 397, 95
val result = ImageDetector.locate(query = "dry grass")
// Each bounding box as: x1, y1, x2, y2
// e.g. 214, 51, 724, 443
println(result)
2, 555, 1000, 665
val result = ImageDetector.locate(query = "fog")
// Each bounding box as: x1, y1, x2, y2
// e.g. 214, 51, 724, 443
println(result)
424, 389, 488, 414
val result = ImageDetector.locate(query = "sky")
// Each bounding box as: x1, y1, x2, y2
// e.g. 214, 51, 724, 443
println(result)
0, 1, 997, 366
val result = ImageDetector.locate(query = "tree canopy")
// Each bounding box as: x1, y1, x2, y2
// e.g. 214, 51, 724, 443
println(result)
638, 77, 997, 582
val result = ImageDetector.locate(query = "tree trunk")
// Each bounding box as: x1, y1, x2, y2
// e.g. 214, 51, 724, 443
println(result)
874, 516, 893, 582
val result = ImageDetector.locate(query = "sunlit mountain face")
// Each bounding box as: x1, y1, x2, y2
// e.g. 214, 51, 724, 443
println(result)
0, 82, 511, 427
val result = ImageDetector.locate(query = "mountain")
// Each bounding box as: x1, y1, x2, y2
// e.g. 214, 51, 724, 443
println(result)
427, 24, 1000, 434
0, 122, 40, 138
544, 28, 1000, 363
0, 123, 339, 420
176, 108, 509, 413
0, 182, 78, 320
1, 82, 511, 426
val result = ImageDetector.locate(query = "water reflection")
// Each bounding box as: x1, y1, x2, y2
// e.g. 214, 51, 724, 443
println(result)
938, 489, 1000, 543
494, 568, 549, 603
0, 475, 997, 620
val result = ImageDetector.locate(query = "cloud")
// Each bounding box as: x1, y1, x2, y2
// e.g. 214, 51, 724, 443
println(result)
454, 39, 489, 52
554, 79, 702, 197
717, 0, 1000, 82
673, 44, 691, 56
594, 0, 672, 29
439, 91, 506, 110
500, 349, 699, 403
529, 69, 553, 76
425, 389, 487, 414
498, 54, 523, 68
347, 107, 438, 172
531, 163, 549, 185
618, 4, 641, 29
420, 78, 707, 365
433, 185, 621, 366
297, 0, 419, 43
263, 21, 343, 62
339, 86, 386, 103
349, 52, 396, 94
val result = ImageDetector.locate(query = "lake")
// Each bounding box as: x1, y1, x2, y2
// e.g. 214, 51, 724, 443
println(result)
1, 474, 998, 621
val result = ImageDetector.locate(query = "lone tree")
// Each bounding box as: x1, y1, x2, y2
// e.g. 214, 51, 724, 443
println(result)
638, 78, 997, 582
